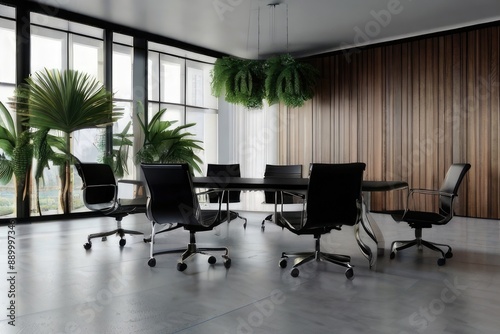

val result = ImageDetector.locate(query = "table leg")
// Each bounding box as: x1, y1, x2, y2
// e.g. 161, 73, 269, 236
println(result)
363, 211, 385, 256
354, 221, 374, 267
354, 197, 387, 268
360, 198, 385, 257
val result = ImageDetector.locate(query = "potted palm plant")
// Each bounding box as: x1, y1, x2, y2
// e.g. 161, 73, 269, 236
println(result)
0, 101, 33, 216
13, 68, 122, 214
135, 103, 203, 174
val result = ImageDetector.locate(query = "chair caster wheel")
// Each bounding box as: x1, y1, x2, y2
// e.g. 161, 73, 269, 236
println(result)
208, 256, 217, 264
290, 267, 299, 277
177, 262, 187, 271
119, 239, 126, 247
148, 258, 156, 267
279, 258, 288, 268
445, 250, 453, 259
390, 251, 396, 259
437, 258, 446, 266
224, 258, 232, 269
345, 267, 354, 280
143, 237, 151, 243
102, 236, 107, 241
83, 242, 92, 250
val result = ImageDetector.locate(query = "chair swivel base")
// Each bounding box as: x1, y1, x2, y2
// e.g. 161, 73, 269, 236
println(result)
279, 250, 354, 279
390, 235, 453, 266
147, 231, 231, 270
83, 228, 144, 249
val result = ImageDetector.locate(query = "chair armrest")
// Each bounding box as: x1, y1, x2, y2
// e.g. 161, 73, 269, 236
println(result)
196, 188, 225, 216
196, 188, 225, 204
406, 188, 455, 211
117, 179, 143, 186
84, 183, 117, 189
281, 190, 306, 200
196, 188, 222, 196
409, 188, 453, 197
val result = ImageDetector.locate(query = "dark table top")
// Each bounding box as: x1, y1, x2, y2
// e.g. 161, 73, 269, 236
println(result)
192, 177, 408, 192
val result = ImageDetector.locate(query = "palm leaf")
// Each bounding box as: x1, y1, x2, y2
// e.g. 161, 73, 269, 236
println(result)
0, 102, 17, 157
13, 68, 122, 132
0, 154, 14, 184
0, 101, 16, 138
109, 122, 133, 177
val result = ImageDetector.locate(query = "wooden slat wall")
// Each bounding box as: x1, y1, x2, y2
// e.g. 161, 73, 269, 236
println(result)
278, 25, 500, 219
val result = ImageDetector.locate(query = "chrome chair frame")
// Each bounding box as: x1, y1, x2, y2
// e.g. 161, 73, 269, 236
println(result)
278, 163, 366, 279
390, 163, 471, 265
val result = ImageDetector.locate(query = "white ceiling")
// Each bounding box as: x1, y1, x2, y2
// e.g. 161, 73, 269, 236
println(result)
29, 0, 500, 59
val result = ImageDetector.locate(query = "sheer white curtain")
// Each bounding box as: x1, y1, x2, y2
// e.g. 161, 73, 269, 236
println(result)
219, 100, 279, 211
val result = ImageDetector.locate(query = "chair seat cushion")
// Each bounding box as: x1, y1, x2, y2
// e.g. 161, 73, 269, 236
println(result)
184, 210, 227, 232
390, 210, 445, 228
279, 211, 338, 235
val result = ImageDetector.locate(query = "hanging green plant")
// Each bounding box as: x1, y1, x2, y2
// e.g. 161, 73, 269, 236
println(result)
265, 54, 320, 108
211, 56, 266, 109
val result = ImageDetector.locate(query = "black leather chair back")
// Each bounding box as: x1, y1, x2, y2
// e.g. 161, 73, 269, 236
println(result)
438, 163, 471, 216
207, 164, 242, 203
76, 163, 116, 208
141, 163, 202, 226
264, 164, 302, 204
305, 163, 365, 229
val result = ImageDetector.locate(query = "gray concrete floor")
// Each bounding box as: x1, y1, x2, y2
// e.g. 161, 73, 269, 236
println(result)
1, 211, 499, 333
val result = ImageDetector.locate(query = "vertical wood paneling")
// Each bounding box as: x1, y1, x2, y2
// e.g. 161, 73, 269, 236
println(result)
491, 28, 499, 217
280, 25, 500, 219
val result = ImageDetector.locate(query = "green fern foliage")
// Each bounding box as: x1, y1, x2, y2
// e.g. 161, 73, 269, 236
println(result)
211, 57, 266, 109
211, 54, 319, 109
265, 54, 319, 108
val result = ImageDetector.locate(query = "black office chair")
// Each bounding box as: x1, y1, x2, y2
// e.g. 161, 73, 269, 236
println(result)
261, 164, 303, 230
141, 163, 231, 271
207, 163, 248, 229
75, 162, 146, 250
389, 163, 471, 266
278, 163, 366, 279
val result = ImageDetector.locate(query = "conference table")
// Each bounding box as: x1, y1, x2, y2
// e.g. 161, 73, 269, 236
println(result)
192, 176, 408, 267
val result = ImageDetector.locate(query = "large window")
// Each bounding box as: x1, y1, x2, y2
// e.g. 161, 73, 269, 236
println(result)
148, 44, 218, 176
30, 13, 104, 215
0, 4, 221, 219
0, 9, 16, 218
112, 33, 135, 180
